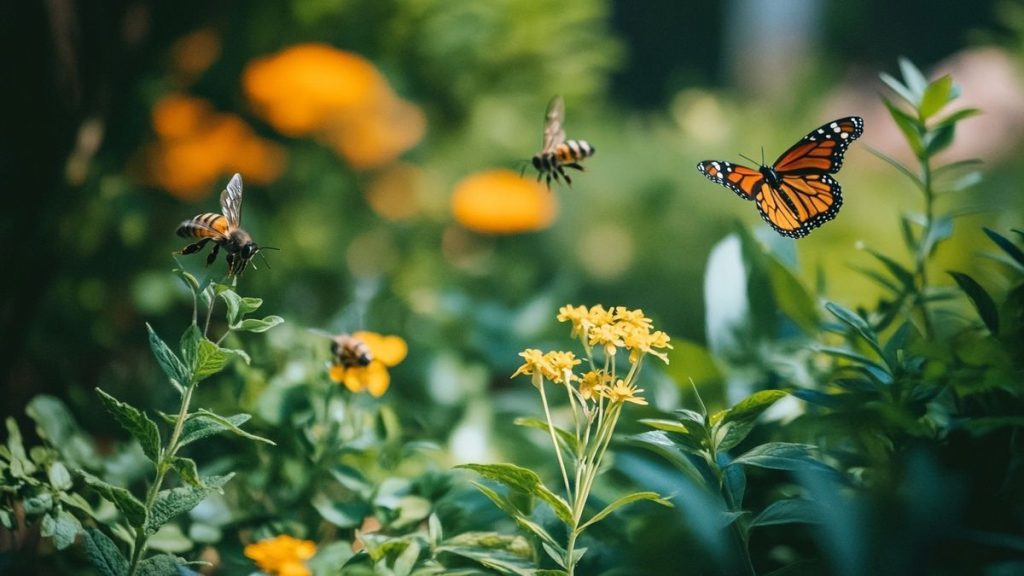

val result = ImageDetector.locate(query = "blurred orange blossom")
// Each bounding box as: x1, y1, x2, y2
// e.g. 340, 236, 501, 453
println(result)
451, 169, 557, 234
243, 43, 425, 170
329, 331, 408, 397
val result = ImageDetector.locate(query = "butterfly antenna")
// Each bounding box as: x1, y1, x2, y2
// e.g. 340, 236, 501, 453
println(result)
739, 153, 760, 166
760, 146, 766, 166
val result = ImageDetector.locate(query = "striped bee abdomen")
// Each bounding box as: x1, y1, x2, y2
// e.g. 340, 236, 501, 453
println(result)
177, 213, 230, 239
555, 139, 595, 164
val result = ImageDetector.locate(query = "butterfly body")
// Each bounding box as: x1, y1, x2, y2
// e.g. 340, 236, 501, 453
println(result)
531, 96, 594, 187
697, 116, 863, 238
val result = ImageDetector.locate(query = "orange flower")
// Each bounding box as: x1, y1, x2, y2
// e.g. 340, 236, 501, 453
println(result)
144, 93, 285, 200
365, 163, 425, 221
170, 28, 221, 83
242, 43, 425, 169
451, 169, 557, 234
244, 535, 316, 576
329, 331, 407, 397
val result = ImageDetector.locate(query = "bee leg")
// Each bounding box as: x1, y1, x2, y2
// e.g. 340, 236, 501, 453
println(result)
205, 243, 221, 267
566, 163, 585, 172
178, 238, 210, 255
226, 253, 238, 276
558, 166, 572, 186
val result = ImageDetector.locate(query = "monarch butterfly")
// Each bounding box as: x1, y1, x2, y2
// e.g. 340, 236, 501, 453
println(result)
696, 116, 864, 238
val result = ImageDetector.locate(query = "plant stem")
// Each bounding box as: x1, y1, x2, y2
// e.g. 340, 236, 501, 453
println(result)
539, 376, 573, 504
916, 157, 936, 339
708, 445, 756, 576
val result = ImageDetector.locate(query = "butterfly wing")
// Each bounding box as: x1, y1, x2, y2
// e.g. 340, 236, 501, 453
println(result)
772, 116, 864, 174
696, 160, 764, 200
220, 173, 244, 229
541, 95, 567, 154
754, 174, 842, 238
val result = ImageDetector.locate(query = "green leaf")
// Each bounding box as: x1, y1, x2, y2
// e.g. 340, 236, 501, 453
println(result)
147, 323, 189, 389
193, 339, 228, 382
84, 528, 129, 576
172, 268, 200, 295
825, 302, 884, 355
925, 123, 955, 156
47, 508, 83, 550
666, 339, 723, 387
239, 296, 263, 315
624, 431, 706, 484
180, 324, 201, 377
867, 249, 915, 290
146, 474, 233, 535
168, 456, 201, 487
513, 417, 577, 452
898, 57, 928, 101
234, 315, 284, 333
868, 146, 924, 191
137, 554, 184, 576
948, 272, 1000, 336
879, 71, 917, 106
436, 532, 534, 576
919, 74, 953, 119
457, 463, 573, 526
751, 498, 822, 528
579, 491, 671, 531
767, 257, 818, 334
883, 98, 925, 158
190, 409, 275, 445
219, 346, 251, 365
933, 107, 980, 130
217, 287, 243, 325
729, 443, 830, 473
984, 227, 1024, 268
714, 390, 788, 452
23, 491, 54, 514
95, 388, 161, 463
177, 413, 253, 448
48, 461, 73, 491
81, 472, 147, 528
312, 493, 370, 528
468, 481, 560, 549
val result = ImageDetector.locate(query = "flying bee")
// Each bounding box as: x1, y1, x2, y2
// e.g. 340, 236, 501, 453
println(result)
331, 333, 373, 368
311, 329, 373, 369
531, 95, 595, 188
176, 173, 269, 276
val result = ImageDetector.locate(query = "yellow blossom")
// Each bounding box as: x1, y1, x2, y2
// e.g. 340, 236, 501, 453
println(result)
451, 169, 556, 234
601, 379, 648, 406
244, 535, 316, 576
587, 305, 614, 327
622, 327, 673, 364
578, 370, 612, 401
588, 323, 625, 356
329, 331, 407, 397
545, 351, 581, 383
557, 304, 590, 338
511, 348, 555, 381
613, 306, 653, 330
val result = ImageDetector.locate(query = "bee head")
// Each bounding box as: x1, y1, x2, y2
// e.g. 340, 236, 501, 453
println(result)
240, 242, 259, 260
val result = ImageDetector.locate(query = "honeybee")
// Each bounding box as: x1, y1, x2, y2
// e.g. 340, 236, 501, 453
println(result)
176, 173, 266, 276
330, 333, 373, 368
531, 95, 595, 188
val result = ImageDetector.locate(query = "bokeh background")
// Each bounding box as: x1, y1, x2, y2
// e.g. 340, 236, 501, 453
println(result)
2, 0, 1024, 572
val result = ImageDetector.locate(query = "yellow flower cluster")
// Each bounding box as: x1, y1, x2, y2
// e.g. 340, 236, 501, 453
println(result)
511, 305, 672, 406
328, 331, 408, 397
244, 535, 316, 576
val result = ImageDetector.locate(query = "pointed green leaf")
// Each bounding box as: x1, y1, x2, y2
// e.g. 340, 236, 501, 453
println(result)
458, 463, 572, 525
239, 296, 263, 315
180, 324, 201, 376
468, 482, 560, 549
48, 508, 83, 550
984, 227, 1024, 268
168, 456, 201, 487
767, 256, 818, 334
579, 491, 671, 531
714, 390, 788, 452
879, 72, 918, 107
95, 388, 161, 463
933, 107, 980, 130
172, 268, 200, 295
513, 417, 577, 452
146, 474, 233, 535
882, 99, 925, 157
825, 302, 882, 351
867, 249, 915, 290
137, 554, 184, 576
868, 146, 925, 191
147, 323, 189, 388
948, 272, 999, 336
48, 461, 73, 491
898, 57, 928, 101
191, 409, 275, 445
624, 431, 706, 484
84, 528, 128, 576
177, 413, 253, 448
194, 339, 228, 382
729, 442, 831, 473
81, 472, 147, 528
919, 74, 953, 119
216, 287, 243, 325
234, 315, 284, 333
751, 498, 823, 528
925, 123, 955, 156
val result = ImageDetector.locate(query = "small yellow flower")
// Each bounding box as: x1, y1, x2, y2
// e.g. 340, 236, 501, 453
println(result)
587, 304, 614, 327
613, 306, 652, 330
545, 350, 581, 384
512, 348, 555, 381
329, 331, 407, 397
244, 535, 316, 576
601, 379, 648, 406
578, 370, 612, 401
588, 323, 625, 356
622, 327, 673, 364
557, 304, 590, 338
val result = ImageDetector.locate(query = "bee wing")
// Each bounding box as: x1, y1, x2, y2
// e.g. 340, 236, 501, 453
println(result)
220, 173, 244, 228
541, 95, 566, 153
307, 328, 337, 340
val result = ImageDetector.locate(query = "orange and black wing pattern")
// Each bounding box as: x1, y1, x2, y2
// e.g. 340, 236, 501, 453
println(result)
772, 116, 863, 174
697, 116, 863, 239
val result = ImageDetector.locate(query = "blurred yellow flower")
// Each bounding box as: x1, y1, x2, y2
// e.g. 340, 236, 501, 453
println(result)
451, 169, 557, 234
578, 370, 612, 401
242, 43, 424, 169
244, 535, 316, 576
557, 305, 590, 338
145, 93, 285, 201
511, 348, 554, 382
601, 379, 648, 406
365, 163, 425, 221
329, 331, 407, 397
